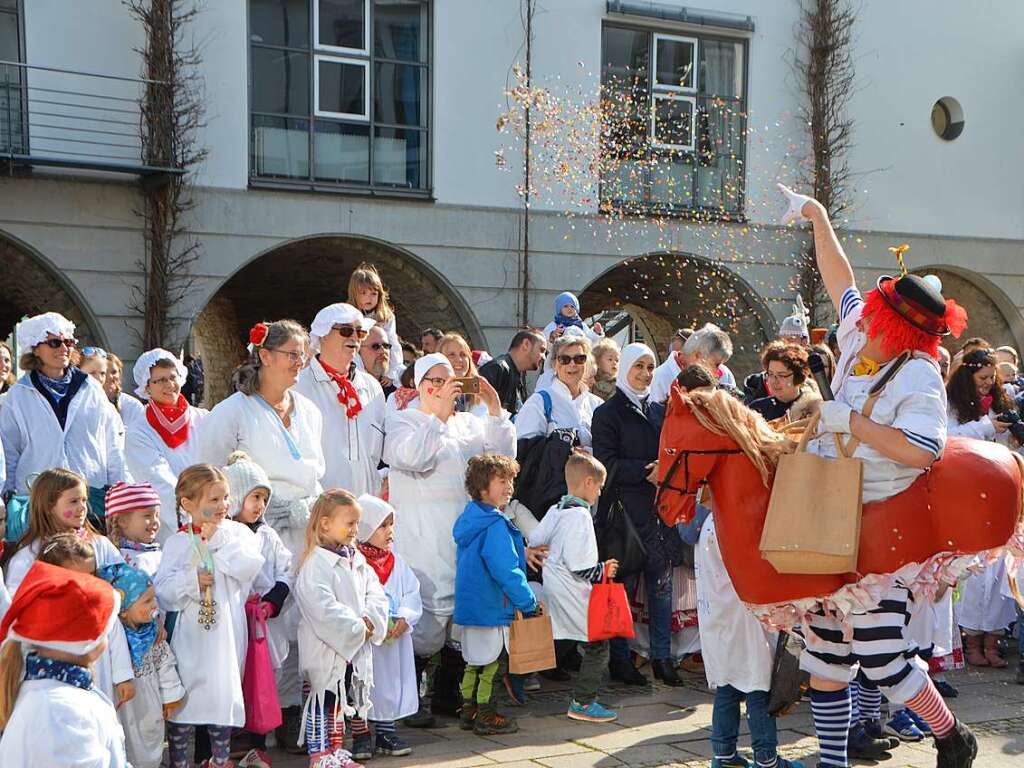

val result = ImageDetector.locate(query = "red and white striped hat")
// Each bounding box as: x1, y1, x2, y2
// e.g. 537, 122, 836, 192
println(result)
105, 481, 161, 519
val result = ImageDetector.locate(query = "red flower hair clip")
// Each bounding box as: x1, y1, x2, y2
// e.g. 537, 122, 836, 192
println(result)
249, 322, 269, 347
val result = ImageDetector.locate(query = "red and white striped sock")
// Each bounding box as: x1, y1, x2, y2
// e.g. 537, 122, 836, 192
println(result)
904, 678, 955, 738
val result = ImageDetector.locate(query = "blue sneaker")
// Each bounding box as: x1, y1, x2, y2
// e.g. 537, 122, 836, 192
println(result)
710, 754, 750, 768
567, 700, 618, 723
351, 733, 374, 760
759, 760, 802, 768
885, 708, 925, 742
905, 709, 932, 736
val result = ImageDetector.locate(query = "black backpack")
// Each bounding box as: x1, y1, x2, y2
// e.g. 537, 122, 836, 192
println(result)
513, 392, 579, 518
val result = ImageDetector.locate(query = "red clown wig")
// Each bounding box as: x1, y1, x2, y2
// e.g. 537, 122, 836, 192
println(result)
861, 287, 968, 359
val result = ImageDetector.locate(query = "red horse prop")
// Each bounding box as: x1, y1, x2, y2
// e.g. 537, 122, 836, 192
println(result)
657, 388, 1023, 613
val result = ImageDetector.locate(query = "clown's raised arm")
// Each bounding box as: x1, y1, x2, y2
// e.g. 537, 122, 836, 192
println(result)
777, 183, 855, 311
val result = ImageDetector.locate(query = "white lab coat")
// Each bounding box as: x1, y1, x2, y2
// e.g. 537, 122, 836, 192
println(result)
118, 392, 146, 430
529, 502, 598, 642
367, 552, 422, 721
251, 521, 294, 668
0, 677, 128, 768
125, 405, 209, 541
515, 378, 602, 449
955, 556, 1017, 632
119, 546, 163, 580
294, 358, 385, 498
650, 354, 682, 405
383, 407, 516, 616
378, 314, 405, 387
294, 546, 389, 722
120, 640, 186, 768
6, 536, 135, 700
0, 374, 127, 494
154, 519, 264, 727
695, 515, 775, 692
542, 321, 603, 344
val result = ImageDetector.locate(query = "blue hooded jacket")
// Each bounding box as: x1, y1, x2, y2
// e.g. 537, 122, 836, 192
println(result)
453, 500, 538, 627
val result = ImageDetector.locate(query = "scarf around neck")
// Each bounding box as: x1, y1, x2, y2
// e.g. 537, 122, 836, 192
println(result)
319, 357, 363, 419
120, 538, 161, 553
358, 542, 395, 585
124, 621, 158, 671
25, 653, 93, 691
146, 394, 192, 449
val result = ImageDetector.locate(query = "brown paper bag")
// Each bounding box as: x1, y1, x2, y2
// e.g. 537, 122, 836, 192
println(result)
508, 608, 556, 674
759, 413, 863, 574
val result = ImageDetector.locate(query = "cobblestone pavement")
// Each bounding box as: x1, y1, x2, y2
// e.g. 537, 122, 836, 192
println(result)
264, 661, 1023, 768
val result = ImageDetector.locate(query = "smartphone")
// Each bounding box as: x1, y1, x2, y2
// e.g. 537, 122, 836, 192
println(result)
454, 376, 480, 394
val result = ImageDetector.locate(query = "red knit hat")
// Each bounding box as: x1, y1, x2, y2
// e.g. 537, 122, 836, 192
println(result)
105, 481, 161, 519
0, 561, 119, 656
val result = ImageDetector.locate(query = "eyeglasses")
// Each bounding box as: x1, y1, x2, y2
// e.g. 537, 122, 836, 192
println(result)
149, 375, 178, 387
333, 325, 369, 340
422, 377, 448, 388
270, 349, 308, 365
370, 342, 392, 351
765, 370, 795, 382
80, 346, 107, 358
556, 354, 588, 366
41, 337, 77, 349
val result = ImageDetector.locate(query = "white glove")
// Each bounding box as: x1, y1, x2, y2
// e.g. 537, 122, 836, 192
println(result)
819, 401, 853, 434
777, 183, 814, 225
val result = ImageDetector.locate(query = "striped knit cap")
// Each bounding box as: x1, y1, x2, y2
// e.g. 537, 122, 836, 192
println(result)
105, 482, 161, 519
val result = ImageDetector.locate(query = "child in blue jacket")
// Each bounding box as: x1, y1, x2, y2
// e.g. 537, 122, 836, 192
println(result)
453, 453, 537, 736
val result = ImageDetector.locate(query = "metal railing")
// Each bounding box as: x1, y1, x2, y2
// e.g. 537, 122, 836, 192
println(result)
0, 60, 182, 177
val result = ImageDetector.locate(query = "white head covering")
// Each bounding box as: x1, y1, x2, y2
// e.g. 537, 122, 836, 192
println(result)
222, 454, 273, 520
133, 347, 188, 400
413, 352, 454, 388
309, 302, 375, 352
16, 312, 76, 353
616, 342, 656, 409
357, 494, 396, 542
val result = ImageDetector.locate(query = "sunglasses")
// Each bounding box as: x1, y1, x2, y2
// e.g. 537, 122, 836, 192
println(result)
370, 342, 392, 351
556, 354, 588, 366
333, 325, 369, 340
41, 337, 77, 349
80, 346, 107, 358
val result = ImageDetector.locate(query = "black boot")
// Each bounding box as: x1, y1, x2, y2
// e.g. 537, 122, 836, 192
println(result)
651, 659, 685, 687
848, 723, 894, 760
404, 655, 436, 728
609, 657, 649, 686
432, 645, 466, 716
934, 720, 977, 768
275, 705, 304, 755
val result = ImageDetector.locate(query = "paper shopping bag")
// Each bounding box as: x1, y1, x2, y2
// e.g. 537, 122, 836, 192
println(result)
587, 573, 636, 642
760, 413, 863, 574
508, 608, 556, 674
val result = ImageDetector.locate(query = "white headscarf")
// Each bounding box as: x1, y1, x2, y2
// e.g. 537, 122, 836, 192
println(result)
357, 494, 395, 542
132, 348, 188, 400
616, 342, 656, 409
413, 353, 454, 388
309, 302, 375, 352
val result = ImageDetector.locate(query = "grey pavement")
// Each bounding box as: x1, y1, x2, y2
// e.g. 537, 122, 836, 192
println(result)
262, 657, 1024, 768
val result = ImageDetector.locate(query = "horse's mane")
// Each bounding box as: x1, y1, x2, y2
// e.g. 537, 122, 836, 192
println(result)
684, 388, 795, 486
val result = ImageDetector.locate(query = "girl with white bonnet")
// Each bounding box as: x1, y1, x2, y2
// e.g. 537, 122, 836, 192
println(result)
383, 352, 514, 723
0, 311, 126, 522
125, 348, 209, 541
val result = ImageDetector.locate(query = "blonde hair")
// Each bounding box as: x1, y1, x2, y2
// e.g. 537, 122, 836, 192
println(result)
0, 641, 24, 729
298, 489, 360, 570
565, 451, 607, 487
439, 332, 480, 408
591, 337, 620, 364
175, 464, 229, 528
13, 469, 95, 557
348, 262, 394, 324
38, 531, 96, 568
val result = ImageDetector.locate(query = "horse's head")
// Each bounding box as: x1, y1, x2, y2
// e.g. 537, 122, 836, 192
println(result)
655, 387, 745, 526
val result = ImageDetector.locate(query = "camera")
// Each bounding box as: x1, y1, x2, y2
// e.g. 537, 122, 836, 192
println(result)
996, 411, 1024, 443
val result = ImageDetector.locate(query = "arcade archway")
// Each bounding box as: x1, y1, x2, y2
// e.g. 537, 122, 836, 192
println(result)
579, 252, 775, 378
913, 266, 1024, 353
191, 235, 483, 405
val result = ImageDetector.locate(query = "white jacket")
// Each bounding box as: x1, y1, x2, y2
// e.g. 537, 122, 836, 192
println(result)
367, 552, 422, 721
0, 373, 127, 494
294, 358, 385, 498
118, 392, 145, 429
515, 378, 602, 449
530, 503, 598, 642
383, 407, 516, 616
650, 354, 682, 405
125, 405, 209, 540
251, 521, 295, 668
154, 519, 264, 726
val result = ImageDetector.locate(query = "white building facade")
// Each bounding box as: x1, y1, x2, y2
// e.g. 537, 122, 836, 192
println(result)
1, 0, 1021, 399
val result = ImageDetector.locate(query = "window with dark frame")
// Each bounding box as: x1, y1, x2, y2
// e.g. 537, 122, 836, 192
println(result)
600, 23, 747, 218
0, 0, 25, 155
249, 0, 429, 193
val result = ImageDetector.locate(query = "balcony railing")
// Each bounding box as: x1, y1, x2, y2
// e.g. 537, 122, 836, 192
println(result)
0, 60, 184, 180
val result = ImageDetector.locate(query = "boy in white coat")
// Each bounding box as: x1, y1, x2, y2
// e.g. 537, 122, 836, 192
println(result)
529, 452, 619, 723
351, 494, 422, 759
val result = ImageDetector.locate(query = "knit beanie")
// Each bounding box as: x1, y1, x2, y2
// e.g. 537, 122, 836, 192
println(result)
222, 452, 273, 520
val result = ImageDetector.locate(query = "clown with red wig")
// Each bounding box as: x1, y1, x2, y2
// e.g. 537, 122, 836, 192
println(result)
776, 184, 977, 768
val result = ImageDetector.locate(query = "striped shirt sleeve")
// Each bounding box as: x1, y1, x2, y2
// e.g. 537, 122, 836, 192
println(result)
573, 562, 605, 584
839, 286, 863, 322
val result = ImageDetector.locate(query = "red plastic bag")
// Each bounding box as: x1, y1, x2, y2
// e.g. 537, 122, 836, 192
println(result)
242, 598, 283, 734
587, 573, 635, 642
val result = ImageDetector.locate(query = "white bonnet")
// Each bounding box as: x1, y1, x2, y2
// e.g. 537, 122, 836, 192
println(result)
413, 353, 454, 388
16, 312, 75, 353
309, 303, 375, 352
357, 494, 395, 542
133, 348, 188, 400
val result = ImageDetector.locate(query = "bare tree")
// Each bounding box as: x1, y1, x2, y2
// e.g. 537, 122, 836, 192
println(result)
125, 0, 207, 350
791, 0, 856, 325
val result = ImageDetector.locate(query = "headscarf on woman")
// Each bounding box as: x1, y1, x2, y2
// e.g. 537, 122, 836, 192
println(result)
616, 342, 656, 410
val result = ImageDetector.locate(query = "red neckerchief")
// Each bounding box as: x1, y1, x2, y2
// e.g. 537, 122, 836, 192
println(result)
318, 358, 363, 419
146, 394, 192, 449
178, 523, 202, 535
980, 394, 994, 416
394, 387, 418, 411
358, 542, 395, 585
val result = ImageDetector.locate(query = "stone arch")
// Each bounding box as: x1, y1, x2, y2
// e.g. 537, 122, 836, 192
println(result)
579, 251, 775, 377
0, 230, 106, 349
190, 234, 484, 405
912, 265, 1024, 353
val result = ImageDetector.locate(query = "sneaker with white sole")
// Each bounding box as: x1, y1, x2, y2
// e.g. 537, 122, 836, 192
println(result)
885, 709, 925, 742
567, 700, 617, 723
238, 748, 273, 768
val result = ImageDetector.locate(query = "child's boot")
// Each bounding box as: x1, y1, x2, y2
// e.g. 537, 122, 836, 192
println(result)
459, 701, 478, 731
473, 704, 518, 735
351, 734, 374, 761
964, 633, 988, 667
710, 753, 749, 768
374, 732, 412, 757
983, 633, 1007, 668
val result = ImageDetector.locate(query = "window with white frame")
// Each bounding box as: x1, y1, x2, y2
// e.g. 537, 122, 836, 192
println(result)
249, 0, 430, 192
601, 23, 747, 217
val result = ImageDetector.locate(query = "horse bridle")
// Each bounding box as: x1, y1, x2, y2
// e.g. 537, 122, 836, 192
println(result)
655, 446, 744, 505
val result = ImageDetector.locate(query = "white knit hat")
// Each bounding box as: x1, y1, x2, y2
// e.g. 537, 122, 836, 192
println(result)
357, 494, 395, 543
413, 352, 454, 388
133, 347, 188, 400
222, 453, 273, 520
778, 295, 810, 341
309, 302, 375, 352
16, 312, 76, 353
